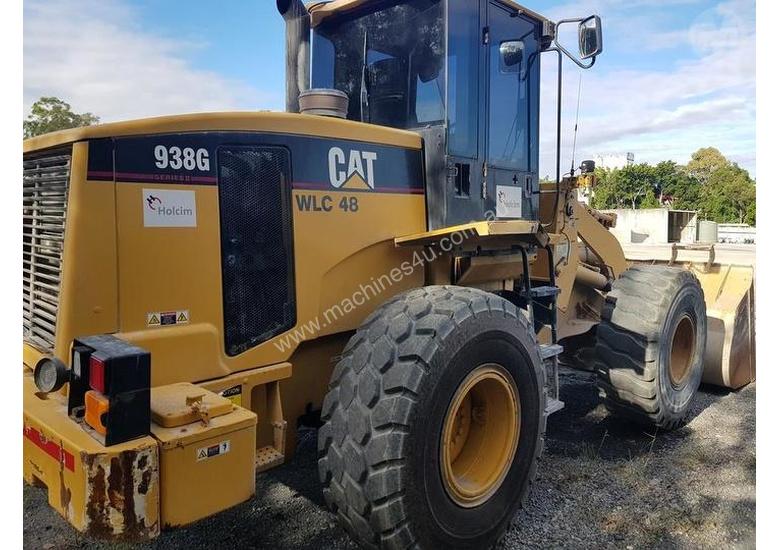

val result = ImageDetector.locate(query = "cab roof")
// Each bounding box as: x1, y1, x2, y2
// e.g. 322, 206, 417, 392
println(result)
307, 0, 551, 28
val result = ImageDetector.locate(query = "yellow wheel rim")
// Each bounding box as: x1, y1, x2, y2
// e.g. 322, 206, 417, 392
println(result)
440, 364, 520, 508
669, 315, 696, 387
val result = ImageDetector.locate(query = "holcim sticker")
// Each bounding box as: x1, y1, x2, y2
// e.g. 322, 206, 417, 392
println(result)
143, 189, 197, 227
495, 185, 523, 219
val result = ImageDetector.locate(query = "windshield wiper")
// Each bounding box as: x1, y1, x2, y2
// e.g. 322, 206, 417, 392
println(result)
360, 30, 370, 123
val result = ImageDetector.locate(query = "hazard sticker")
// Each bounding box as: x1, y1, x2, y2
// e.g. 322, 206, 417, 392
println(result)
197, 440, 230, 461
220, 385, 242, 407
147, 310, 189, 327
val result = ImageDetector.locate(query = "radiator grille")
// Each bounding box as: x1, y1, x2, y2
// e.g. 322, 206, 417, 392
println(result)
23, 149, 72, 351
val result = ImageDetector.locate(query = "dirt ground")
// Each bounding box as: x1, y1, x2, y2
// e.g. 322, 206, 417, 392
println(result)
23, 368, 756, 549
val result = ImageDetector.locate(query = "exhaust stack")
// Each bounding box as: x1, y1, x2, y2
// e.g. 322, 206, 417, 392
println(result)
277, 0, 311, 113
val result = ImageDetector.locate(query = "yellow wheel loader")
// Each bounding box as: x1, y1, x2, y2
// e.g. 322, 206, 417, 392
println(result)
22, 0, 755, 547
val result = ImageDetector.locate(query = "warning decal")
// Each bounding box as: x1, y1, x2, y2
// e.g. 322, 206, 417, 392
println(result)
197, 440, 230, 462
147, 310, 189, 327
220, 385, 242, 407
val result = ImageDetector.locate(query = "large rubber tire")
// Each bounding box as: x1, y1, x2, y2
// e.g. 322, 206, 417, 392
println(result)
318, 286, 545, 549
593, 265, 707, 430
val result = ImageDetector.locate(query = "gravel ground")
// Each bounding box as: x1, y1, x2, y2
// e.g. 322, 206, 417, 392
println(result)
24, 368, 755, 549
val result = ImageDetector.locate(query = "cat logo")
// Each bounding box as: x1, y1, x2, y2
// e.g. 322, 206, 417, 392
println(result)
328, 147, 378, 190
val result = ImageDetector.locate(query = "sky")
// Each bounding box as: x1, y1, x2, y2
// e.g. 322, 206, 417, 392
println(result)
23, 0, 756, 177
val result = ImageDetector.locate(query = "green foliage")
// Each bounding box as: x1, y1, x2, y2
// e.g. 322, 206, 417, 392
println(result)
590, 147, 755, 226
592, 163, 661, 210
686, 147, 729, 184
23, 97, 100, 138
700, 163, 756, 225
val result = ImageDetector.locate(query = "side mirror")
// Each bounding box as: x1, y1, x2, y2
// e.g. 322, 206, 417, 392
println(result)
553, 14, 603, 69
578, 16, 602, 59
499, 40, 524, 72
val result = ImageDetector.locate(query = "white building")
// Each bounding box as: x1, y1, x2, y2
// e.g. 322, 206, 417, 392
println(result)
602, 208, 698, 244
717, 224, 756, 244
594, 152, 635, 170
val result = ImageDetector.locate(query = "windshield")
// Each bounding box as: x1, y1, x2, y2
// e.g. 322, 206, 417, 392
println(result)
312, 0, 444, 130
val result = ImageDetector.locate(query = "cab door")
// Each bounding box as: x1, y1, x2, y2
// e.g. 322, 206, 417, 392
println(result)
484, 1, 541, 220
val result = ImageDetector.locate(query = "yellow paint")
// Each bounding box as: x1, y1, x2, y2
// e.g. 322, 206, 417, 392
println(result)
440, 364, 520, 508
573, 201, 628, 278
395, 219, 540, 248
53, 141, 119, 364
108, 183, 424, 385
23, 111, 422, 153
150, 383, 234, 428
342, 172, 371, 189
151, 401, 257, 528
23, 343, 46, 370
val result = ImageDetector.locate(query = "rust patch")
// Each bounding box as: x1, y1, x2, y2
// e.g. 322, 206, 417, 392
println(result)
83, 448, 159, 541
138, 468, 152, 495
107, 457, 123, 509
85, 463, 112, 539
119, 452, 140, 535
59, 467, 72, 518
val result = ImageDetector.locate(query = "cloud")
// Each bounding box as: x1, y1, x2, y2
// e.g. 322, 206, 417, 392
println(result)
23, 0, 283, 122
538, 0, 755, 177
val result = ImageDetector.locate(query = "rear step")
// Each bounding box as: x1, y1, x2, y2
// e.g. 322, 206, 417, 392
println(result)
544, 398, 565, 416
518, 246, 565, 418
540, 343, 563, 360
529, 286, 560, 299
540, 343, 565, 417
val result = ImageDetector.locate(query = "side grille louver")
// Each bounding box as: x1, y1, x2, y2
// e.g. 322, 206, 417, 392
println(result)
23, 149, 71, 351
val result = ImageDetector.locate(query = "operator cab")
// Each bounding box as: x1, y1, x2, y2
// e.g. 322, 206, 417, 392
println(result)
310, 0, 545, 229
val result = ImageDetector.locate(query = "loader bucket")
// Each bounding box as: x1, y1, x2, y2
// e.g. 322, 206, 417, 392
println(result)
623, 244, 755, 390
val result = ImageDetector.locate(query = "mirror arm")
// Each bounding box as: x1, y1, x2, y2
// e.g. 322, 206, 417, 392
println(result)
552, 18, 598, 70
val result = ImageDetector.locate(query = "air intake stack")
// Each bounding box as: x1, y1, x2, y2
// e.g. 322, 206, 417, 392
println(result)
277, 0, 311, 113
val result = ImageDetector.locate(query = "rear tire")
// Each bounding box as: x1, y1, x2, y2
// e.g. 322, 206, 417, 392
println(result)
318, 286, 545, 549
594, 265, 707, 430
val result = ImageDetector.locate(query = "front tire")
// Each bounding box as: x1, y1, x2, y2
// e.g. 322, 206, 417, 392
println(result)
594, 265, 707, 430
318, 286, 545, 549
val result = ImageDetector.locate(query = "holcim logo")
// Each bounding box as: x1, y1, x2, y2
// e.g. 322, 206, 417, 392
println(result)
496, 185, 523, 218
146, 194, 162, 210
498, 190, 522, 209
143, 189, 197, 227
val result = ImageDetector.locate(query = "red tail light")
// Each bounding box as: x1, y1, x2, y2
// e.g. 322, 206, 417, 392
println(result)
89, 355, 106, 393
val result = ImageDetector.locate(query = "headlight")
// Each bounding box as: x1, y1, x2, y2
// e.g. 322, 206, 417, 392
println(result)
33, 357, 68, 393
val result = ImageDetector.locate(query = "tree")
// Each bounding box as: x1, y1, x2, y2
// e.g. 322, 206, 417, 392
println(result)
700, 163, 756, 225
23, 97, 100, 138
656, 160, 701, 211
591, 163, 660, 210
686, 147, 729, 184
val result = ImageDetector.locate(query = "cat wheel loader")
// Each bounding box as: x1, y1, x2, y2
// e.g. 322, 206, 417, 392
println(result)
22, 0, 755, 547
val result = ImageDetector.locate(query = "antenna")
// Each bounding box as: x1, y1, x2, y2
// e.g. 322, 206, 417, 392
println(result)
570, 74, 583, 176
